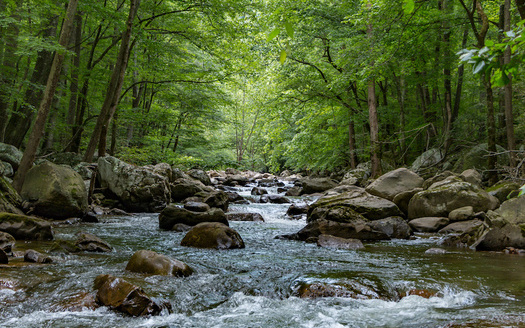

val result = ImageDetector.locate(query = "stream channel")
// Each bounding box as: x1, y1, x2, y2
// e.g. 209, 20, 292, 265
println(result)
1, 183, 524, 328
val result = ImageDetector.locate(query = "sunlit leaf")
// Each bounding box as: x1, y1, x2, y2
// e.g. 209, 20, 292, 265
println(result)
279, 49, 287, 64
267, 28, 280, 42
472, 60, 485, 74
284, 21, 294, 38
403, 0, 415, 15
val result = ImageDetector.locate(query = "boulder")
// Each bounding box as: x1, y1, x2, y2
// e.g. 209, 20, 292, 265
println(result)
475, 213, 525, 251
0, 161, 13, 177
285, 186, 302, 197
0, 231, 15, 253
316, 234, 364, 249
341, 169, 369, 187
486, 181, 520, 203
367, 216, 412, 239
159, 205, 228, 230
0, 212, 53, 240
181, 222, 245, 249
300, 178, 337, 195
453, 143, 508, 173
287, 218, 389, 242
448, 206, 474, 222
94, 274, 163, 316
187, 169, 211, 186
75, 232, 112, 252
393, 188, 423, 215
98, 156, 170, 212
170, 178, 206, 202
260, 194, 290, 204
408, 217, 449, 232
0, 176, 23, 214
203, 191, 229, 211
183, 202, 210, 212
365, 168, 424, 201
422, 171, 457, 190
251, 187, 268, 196
0, 142, 23, 170
411, 148, 443, 173
226, 213, 265, 222
226, 191, 244, 203
459, 169, 482, 186
293, 280, 395, 300
439, 219, 483, 234
20, 161, 88, 219
24, 249, 52, 263
308, 187, 403, 222
408, 177, 499, 219
493, 196, 525, 225
126, 250, 193, 276
286, 203, 309, 216
224, 174, 249, 186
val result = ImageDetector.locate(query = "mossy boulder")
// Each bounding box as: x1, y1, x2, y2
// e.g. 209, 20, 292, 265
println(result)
486, 181, 520, 203
0, 212, 53, 240
408, 177, 499, 219
94, 274, 164, 316
181, 222, 245, 249
20, 161, 88, 219
126, 250, 193, 276
0, 176, 23, 214
0, 142, 23, 171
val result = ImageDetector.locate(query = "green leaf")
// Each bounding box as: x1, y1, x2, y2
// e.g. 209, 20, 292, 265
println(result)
473, 60, 485, 74
485, 39, 494, 47
518, 184, 525, 197
403, 0, 415, 15
279, 49, 287, 64
284, 21, 294, 38
267, 28, 280, 42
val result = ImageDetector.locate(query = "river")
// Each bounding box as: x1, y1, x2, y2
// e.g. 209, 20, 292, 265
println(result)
1, 185, 524, 327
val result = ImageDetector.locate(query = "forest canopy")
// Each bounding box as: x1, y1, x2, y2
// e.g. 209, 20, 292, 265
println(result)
1, 0, 525, 182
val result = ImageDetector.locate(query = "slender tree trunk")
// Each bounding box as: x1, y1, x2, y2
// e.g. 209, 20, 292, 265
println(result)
367, 1, 381, 178
12, 0, 79, 192
4, 16, 58, 147
504, 0, 516, 167
84, 0, 140, 162
393, 72, 407, 165
484, 76, 498, 186
65, 12, 82, 146
348, 118, 357, 169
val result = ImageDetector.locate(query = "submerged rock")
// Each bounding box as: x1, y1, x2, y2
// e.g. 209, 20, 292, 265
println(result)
24, 249, 52, 263
316, 234, 364, 249
75, 232, 112, 252
0, 212, 53, 241
181, 222, 245, 249
94, 274, 164, 316
226, 212, 265, 222
126, 250, 193, 276
20, 161, 88, 219
159, 205, 228, 230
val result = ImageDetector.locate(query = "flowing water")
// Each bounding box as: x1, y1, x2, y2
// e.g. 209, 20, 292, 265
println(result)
1, 185, 524, 328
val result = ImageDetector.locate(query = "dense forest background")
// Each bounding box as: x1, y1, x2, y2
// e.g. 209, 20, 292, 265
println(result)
1, 0, 525, 182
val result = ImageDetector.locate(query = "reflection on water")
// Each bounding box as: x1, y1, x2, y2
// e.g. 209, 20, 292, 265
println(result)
1, 187, 524, 328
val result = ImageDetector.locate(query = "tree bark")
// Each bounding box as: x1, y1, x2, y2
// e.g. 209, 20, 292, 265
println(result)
504, 0, 516, 167
3, 16, 57, 147
12, 0, 79, 192
83, 0, 141, 162
367, 1, 381, 178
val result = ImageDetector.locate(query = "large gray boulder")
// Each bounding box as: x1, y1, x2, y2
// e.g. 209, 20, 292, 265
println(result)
98, 156, 170, 212
0, 143, 23, 171
289, 218, 389, 242
408, 177, 499, 219
0, 212, 53, 240
408, 217, 449, 232
181, 222, 245, 249
486, 181, 520, 203
20, 161, 88, 219
411, 148, 443, 173
365, 168, 424, 201
187, 169, 211, 186
300, 178, 338, 195
126, 250, 193, 276
367, 216, 412, 239
75, 232, 112, 252
308, 187, 403, 222
0, 176, 23, 214
159, 205, 228, 230
170, 178, 208, 202
493, 196, 525, 225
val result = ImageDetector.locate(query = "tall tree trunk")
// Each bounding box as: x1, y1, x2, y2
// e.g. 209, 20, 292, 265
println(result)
393, 72, 407, 165
348, 118, 357, 169
65, 12, 82, 146
504, 0, 516, 167
516, 0, 525, 19
367, 1, 381, 178
84, 0, 140, 162
12, 0, 79, 192
4, 16, 58, 147
0, 2, 19, 142
484, 76, 498, 186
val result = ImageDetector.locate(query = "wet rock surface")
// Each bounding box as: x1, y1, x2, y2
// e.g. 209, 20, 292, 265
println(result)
126, 250, 193, 276
181, 222, 245, 249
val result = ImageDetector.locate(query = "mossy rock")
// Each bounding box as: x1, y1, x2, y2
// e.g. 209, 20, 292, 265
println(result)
0, 212, 53, 241
0, 176, 23, 214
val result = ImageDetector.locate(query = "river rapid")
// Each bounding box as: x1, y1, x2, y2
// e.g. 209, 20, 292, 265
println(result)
1, 185, 524, 328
